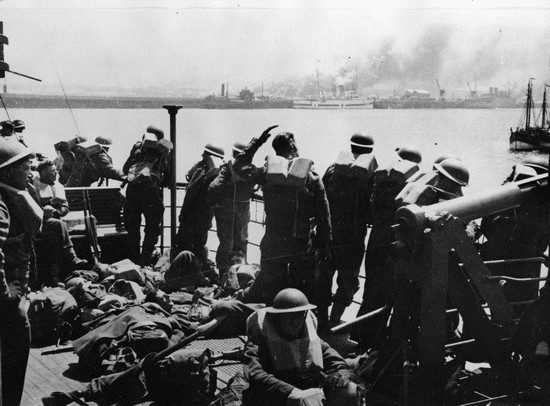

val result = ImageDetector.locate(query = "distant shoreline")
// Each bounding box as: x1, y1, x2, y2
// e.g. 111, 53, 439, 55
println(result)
0, 93, 294, 109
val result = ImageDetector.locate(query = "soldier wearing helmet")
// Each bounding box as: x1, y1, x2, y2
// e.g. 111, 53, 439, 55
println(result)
352, 144, 422, 349
232, 126, 331, 305
207, 141, 257, 276
317, 133, 378, 330
123, 126, 172, 266
480, 157, 549, 305
175, 143, 225, 272
65, 136, 125, 187
432, 157, 470, 198
243, 288, 358, 406
0, 137, 39, 405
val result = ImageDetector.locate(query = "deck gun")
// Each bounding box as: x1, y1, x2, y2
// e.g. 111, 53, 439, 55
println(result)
339, 173, 548, 403
82, 188, 101, 266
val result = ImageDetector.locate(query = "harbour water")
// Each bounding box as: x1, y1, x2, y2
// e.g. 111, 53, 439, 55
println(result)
11, 107, 543, 195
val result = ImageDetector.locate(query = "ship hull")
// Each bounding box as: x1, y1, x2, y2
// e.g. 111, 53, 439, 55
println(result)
509, 129, 550, 152
293, 99, 372, 109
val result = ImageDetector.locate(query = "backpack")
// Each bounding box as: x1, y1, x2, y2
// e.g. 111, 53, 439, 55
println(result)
146, 348, 214, 405
27, 287, 80, 345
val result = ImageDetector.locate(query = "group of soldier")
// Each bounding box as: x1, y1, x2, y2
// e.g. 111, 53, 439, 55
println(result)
0, 118, 548, 405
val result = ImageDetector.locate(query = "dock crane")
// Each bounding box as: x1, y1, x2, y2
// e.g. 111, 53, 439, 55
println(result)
435, 79, 445, 100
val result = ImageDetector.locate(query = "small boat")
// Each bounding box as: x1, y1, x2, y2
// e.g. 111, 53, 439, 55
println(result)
509, 79, 550, 152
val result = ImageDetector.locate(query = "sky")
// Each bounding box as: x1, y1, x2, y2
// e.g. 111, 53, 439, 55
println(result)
1, 0, 549, 97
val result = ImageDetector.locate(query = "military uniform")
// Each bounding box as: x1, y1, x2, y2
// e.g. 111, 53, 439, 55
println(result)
175, 149, 222, 268
318, 149, 377, 325
65, 141, 124, 187
207, 159, 256, 275
233, 131, 331, 305
122, 134, 171, 266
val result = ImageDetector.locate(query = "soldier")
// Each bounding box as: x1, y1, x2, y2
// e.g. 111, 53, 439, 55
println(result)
233, 126, 331, 305
175, 143, 224, 272
207, 141, 257, 276
65, 136, 125, 187
0, 137, 42, 405
352, 146, 422, 348
30, 160, 90, 285
122, 126, 172, 266
53, 135, 87, 185
317, 133, 377, 330
0, 120, 15, 139
243, 288, 358, 406
12, 119, 27, 146
480, 157, 549, 305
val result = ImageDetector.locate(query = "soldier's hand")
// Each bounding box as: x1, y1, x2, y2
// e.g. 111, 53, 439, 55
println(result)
287, 388, 325, 406
43, 205, 56, 219
259, 125, 279, 143
7, 281, 23, 301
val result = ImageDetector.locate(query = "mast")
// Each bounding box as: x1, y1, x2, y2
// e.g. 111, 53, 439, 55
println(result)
526, 78, 534, 129
542, 84, 548, 129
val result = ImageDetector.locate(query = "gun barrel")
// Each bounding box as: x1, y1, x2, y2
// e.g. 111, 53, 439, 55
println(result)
396, 173, 547, 236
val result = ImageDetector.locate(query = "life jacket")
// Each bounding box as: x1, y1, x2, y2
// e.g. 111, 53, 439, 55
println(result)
256, 309, 324, 377
265, 155, 313, 189
371, 159, 419, 224
325, 151, 377, 229
0, 182, 43, 236
127, 137, 172, 185
32, 175, 66, 207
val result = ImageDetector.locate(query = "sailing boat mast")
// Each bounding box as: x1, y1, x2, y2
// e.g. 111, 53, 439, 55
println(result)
542, 84, 548, 130
526, 78, 535, 129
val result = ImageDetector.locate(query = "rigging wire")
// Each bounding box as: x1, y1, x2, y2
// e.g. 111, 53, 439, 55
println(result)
0, 94, 11, 121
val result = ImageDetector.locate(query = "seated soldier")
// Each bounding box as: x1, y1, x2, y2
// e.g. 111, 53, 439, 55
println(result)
30, 160, 90, 286
243, 288, 359, 406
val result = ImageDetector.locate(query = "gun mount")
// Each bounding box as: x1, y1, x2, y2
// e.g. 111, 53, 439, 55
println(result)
357, 173, 548, 404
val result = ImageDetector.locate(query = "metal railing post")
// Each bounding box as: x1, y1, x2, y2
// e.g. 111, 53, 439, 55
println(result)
163, 105, 182, 258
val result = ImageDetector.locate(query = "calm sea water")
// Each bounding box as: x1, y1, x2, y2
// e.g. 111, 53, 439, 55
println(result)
10, 107, 545, 194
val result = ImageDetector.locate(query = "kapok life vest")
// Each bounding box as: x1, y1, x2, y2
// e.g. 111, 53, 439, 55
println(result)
371, 159, 419, 223
395, 170, 440, 207
266, 155, 313, 188
0, 182, 43, 236
257, 309, 324, 377
32, 176, 67, 207
326, 151, 378, 226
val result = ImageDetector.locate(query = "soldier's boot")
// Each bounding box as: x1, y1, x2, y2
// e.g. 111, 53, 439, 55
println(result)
63, 246, 91, 270
329, 303, 347, 328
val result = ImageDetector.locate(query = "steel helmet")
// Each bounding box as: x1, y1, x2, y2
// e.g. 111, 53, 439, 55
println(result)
204, 143, 225, 159
434, 158, 469, 186
396, 145, 422, 164
95, 136, 113, 146
146, 125, 164, 140
12, 119, 25, 133
232, 142, 247, 155
266, 288, 316, 313
522, 156, 548, 173
0, 137, 35, 169
350, 133, 374, 155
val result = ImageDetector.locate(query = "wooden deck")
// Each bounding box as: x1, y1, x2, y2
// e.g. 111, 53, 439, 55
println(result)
22, 331, 357, 406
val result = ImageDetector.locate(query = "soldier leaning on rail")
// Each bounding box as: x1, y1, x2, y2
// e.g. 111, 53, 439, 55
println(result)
0, 137, 42, 405
207, 141, 257, 277
316, 133, 377, 331
122, 126, 172, 267
65, 136, 125, 187
175, 143, 224, 273
232, 126, 332, 306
